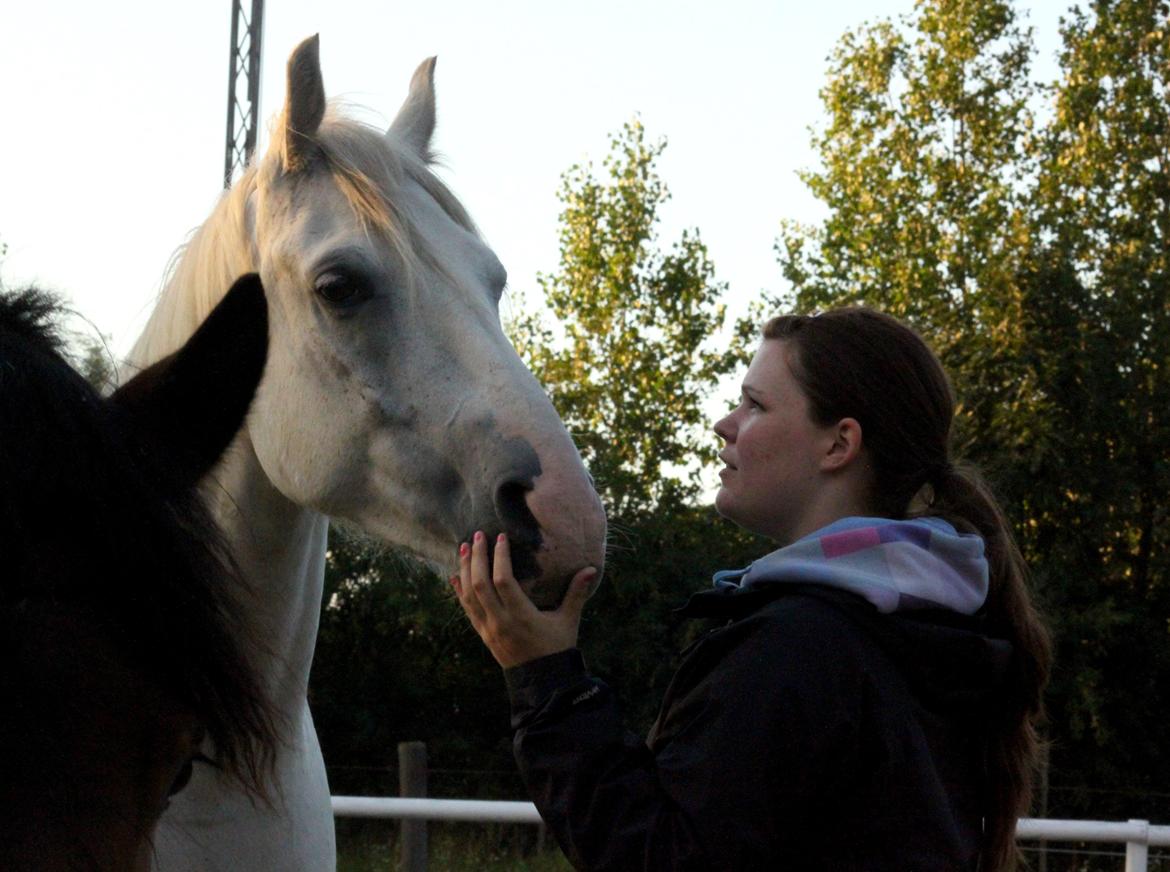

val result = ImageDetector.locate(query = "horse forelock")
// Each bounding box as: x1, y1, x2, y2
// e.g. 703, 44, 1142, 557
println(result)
317, 105, 478, 236
313, 109, 484, 296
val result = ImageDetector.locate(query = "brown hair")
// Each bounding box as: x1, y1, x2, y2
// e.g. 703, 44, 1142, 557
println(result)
764, 307, 1050, 872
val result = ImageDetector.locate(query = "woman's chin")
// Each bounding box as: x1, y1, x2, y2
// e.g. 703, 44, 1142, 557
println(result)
713, 489, 732, 519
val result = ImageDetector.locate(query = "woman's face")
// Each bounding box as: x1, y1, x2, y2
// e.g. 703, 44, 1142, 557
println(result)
714, 339, 840, 545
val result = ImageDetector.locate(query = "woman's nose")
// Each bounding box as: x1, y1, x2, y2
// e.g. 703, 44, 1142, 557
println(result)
714, 413, 734, 442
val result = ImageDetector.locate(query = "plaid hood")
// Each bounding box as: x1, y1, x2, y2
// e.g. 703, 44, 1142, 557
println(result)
712, 516, 989, 616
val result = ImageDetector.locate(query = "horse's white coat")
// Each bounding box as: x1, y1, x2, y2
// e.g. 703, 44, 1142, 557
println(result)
133, 37, 606, 872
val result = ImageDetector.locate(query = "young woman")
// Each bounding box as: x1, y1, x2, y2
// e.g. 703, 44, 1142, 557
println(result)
453, 308, 1050, 871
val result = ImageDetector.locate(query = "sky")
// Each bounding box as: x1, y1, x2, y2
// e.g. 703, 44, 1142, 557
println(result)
1, 1, 1071, 360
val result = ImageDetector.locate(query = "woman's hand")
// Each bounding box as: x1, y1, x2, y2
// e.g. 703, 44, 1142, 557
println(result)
453, 531, 597, 669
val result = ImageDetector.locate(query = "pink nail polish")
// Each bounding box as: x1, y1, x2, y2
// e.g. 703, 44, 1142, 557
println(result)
497, 533, 506, 543
459, 542, 469, 557
474, 530, 484, 542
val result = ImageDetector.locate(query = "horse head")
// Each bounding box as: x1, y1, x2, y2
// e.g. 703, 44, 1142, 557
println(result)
242, 36, 606, 604
0, 276, 276, 870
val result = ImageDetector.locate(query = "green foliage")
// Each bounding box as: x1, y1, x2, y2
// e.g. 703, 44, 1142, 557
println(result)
336, 820, 571, 871
311, 530, 523, 799
509, 119, 741, 517
779, 0, 1036, 333
782, 0, 1170, 823
505, 119, 765, 728
73, 335, 116, 393
1022, 0, 1170, 821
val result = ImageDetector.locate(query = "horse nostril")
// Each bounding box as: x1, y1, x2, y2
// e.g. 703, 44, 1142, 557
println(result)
494, 479, 536, 536
494, 479, 542, 579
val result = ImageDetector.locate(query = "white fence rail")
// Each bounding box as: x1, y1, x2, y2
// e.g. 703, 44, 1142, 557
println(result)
332, 797, 1169, 871
332, 796, 542, 824
1017, 818, 1170, 872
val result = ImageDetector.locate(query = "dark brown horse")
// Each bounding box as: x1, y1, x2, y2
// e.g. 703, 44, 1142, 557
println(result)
0, 274, 278, 870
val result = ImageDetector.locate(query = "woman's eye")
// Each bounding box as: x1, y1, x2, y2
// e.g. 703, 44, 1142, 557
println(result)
314, 272, 367, 305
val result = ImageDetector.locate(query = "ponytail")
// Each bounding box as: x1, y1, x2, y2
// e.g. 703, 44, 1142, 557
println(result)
932, 464, 1051, 872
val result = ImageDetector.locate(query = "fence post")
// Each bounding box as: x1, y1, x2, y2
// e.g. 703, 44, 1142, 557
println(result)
1125, 819, 1149, 872
398, 741, 428, 872
1037, 743, 1049, 872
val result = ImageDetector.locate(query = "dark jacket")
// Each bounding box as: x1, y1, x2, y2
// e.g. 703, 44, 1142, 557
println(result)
505, 583, 1012, 871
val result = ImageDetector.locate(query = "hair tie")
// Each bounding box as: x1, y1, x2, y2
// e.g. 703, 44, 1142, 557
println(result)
907, 481, 936, 514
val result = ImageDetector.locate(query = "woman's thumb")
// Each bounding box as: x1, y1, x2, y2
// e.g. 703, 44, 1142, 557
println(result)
560, 567, 598, 617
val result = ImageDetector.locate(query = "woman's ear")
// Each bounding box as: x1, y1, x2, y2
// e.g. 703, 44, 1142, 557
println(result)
821, 417, 863, 472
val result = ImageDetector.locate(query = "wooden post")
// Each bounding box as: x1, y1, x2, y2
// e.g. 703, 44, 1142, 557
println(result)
398, 741, 428, 872
1038, 740, 1049, 872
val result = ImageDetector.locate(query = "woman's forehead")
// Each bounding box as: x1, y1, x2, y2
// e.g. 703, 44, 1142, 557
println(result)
744, 340, 798, 394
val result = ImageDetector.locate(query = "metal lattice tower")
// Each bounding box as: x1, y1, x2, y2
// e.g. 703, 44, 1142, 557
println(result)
224, 0, 265, 188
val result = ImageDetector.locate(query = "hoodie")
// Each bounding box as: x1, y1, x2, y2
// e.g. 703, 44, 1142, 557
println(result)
506, 519, 1013, 871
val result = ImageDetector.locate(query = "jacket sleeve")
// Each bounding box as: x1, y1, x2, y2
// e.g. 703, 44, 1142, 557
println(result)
505, 648, 711, 870
504, 605, 865, 871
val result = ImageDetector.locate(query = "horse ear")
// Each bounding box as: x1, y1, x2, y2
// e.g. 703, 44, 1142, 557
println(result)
387, 57, 437, 160
110, 274, 269, 491
279, 34, 327, 173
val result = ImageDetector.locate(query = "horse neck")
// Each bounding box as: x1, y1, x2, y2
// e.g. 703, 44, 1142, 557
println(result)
132, 171, 330, 717
207, 429, 330, 716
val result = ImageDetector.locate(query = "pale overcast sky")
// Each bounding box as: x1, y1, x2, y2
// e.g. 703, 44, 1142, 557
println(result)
1, 1, 1069, 358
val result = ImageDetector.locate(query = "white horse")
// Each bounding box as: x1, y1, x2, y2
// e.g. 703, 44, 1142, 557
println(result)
130, 36, 607, 872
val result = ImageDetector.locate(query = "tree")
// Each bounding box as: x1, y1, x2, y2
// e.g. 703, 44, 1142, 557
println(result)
74, 335, 116, 393
506, 120, 764, 728
776, 0, 1048, 479
510, 119, 742, 518
778, 0, 1036, 325
1021, 0, 1170, 821
777, 0, 1170, 824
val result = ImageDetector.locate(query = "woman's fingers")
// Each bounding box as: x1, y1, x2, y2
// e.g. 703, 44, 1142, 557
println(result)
453, 531, 596, 668
469, 530, 502, 608
559, 566, 598, 622
490, 534, 530, 611
456, 540, 488, 628
493, 532, 513, 583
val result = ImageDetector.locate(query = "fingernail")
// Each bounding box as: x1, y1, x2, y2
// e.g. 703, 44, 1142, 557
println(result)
459, 542, 469, 557
497, 532, 506, 543
474, 530, 484, 542
449, 576, 458, 586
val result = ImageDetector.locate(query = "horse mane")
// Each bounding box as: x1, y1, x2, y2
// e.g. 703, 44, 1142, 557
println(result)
0, 286, 277, 794
0, 286, 69, 353
129, 105, 479, 370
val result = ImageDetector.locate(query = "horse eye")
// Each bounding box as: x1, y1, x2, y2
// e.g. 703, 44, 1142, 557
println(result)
168, 751, 215, 798
168, 760, 195, 797
314, 271, 367, 305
